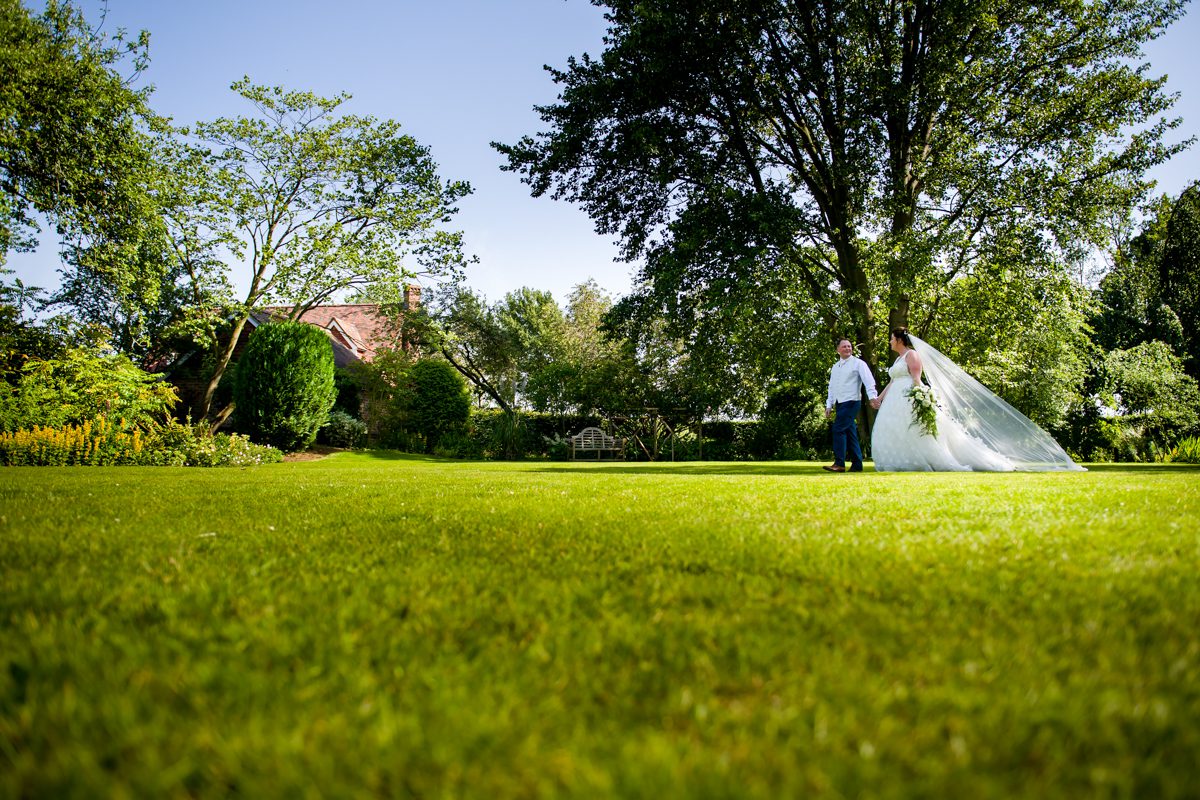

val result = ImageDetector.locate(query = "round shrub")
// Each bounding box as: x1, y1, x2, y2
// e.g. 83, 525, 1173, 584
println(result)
233, 322, 337, 452
405, 359, 470, 452
319, 409, 368, 449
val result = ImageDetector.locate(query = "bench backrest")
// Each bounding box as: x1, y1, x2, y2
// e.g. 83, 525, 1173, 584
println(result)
572, 427, 613, 446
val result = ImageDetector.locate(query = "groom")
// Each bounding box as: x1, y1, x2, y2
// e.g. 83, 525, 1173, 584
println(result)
823, 338, 879, 473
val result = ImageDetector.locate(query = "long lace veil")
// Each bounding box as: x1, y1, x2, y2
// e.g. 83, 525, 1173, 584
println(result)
909, 334, 1085, 472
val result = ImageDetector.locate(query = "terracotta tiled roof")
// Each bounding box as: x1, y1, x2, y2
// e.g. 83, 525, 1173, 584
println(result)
260, 304, 405, 365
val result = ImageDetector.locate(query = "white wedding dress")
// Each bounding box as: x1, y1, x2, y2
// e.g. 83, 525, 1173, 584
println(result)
872, 354, 1013, 471
870, 339, 1084, 472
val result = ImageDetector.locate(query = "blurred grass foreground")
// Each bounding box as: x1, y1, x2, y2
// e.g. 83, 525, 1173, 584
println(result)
2, 455, 1199, 798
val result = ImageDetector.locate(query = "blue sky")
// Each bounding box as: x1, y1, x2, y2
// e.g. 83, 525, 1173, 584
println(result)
9, 0, 1200, 305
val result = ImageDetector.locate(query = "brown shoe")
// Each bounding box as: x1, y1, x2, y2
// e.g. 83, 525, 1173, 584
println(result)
822, 464, 846, 473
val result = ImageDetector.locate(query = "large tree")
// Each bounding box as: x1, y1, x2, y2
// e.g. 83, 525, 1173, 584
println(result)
426, 286, 523, 416
497, 0, 1188, 377
1, 0, 157, 262
1095, 182, 1199, 373
1, 268, 61, 386
49, 134, 232, 366
1160, 181, 1200, 375
430, 281, 649, 419
1095, 193, 1180, 353
170, 80, 473, 419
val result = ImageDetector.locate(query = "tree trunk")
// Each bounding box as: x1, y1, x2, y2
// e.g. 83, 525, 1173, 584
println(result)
439, 346, 512, 416
198, 315, 249, 422
839, 243, 878, 377
888, 301, 909, 334
210, 401, 235, 432
838, 240, 882, 444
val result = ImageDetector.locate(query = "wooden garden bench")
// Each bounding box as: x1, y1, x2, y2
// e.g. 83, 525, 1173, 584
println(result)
569, 427, 626, 460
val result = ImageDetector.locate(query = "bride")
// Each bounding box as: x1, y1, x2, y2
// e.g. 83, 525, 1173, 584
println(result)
869, 328, 1084, 472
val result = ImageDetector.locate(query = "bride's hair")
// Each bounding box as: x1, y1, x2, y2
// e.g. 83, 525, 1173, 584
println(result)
890, 328, 914, 348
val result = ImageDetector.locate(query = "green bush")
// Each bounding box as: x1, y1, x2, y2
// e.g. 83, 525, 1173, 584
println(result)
1168, 436, 1200, 464
141, 420, 283, 467
432, 429, 485, 459
376, 428, 424, 452
348, 364, 467, 452
490, 408, 528, 460
1086, 341, 1200, 461
319, 410, 368, 449
462, 411, 801, 461
331, 368, 362, 416
695, 420, 754, 460
751, 382, 830, 460
0, 340, 178, 433
426, 409, 826, 462
405, 359, 470, 452
339, 347, 419, 450
466, 410, 602, 460
233, 322, 337, 452
543, 432, 571, 460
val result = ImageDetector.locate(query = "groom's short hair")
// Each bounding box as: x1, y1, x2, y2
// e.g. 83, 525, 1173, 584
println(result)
837, 338, 852, 347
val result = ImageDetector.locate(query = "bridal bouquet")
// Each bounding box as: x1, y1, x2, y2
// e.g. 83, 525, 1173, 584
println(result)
906, 384, 939, 438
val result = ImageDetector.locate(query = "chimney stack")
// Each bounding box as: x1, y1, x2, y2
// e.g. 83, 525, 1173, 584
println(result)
404, 285, 422, 311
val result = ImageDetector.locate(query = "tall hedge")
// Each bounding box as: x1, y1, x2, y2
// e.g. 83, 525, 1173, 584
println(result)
233, 322, 337, 452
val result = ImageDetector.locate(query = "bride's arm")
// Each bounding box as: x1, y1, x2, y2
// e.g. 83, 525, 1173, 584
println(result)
905, 350, 923, 382
872, 383, 889, 409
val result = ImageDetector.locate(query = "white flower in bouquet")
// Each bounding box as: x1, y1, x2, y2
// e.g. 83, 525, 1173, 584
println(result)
906, 384, 938, 438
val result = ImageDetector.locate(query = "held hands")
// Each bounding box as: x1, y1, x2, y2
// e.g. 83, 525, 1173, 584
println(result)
870, 397, 882, 410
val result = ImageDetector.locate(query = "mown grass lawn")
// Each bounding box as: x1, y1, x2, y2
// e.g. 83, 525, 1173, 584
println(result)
2, 454, 1199, 798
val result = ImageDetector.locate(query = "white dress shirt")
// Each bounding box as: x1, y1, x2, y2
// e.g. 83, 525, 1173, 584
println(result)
826, 355, 879, 410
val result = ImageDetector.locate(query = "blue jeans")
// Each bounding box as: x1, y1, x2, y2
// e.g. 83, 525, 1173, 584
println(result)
832, 400, 863, 469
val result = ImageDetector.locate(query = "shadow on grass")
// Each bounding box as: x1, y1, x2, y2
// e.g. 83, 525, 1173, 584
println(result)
342, 453, 832, 475
533, 461, 1200, 476
316, 450, 1200, 475
333, 450, 441, 462
1076, 462, 1200, 473
534, 462, 844, 476
329, 450, 833, 475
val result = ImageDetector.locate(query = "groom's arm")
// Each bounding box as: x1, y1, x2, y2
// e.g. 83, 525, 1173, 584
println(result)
857, 360, 879, 401
825, 366, 837, 417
